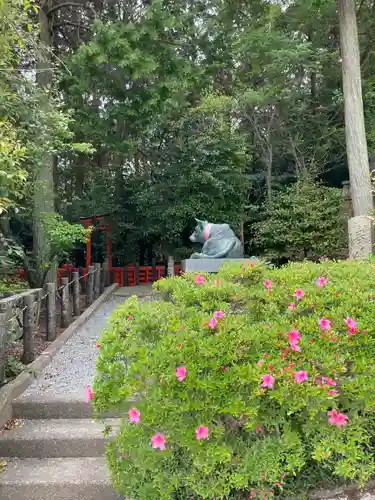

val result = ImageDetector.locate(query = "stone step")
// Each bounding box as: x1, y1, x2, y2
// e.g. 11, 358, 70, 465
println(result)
0, 457, 121, 500
12, 396, 127, 420
0, 419, 121, 458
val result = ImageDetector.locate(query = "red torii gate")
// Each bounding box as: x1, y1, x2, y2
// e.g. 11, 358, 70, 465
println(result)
79, 215, 112, 271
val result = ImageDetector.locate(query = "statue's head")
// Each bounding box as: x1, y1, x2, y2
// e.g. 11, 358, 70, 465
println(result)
189, 218, 208, 244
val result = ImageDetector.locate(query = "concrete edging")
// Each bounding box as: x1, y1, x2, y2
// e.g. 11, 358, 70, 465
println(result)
0, 283, 118, 428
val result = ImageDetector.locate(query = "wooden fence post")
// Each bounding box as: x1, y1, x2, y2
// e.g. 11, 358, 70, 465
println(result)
0, 309, 8, 383
135, 262, 140, 286
94, 263, 101, 299
100, 263, 105, 294
79, 267, 85, 293
87, 265, 95, 306
22, 293, 34, 364
61, 277, 70, 328
46, 282, 56, 341
152, 258, 157, 282
167, 256, 175, 277
103, 259, 109, 287
72, 271, 80, 317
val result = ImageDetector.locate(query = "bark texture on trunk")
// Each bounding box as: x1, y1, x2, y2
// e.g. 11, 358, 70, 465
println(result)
337, 0, 373, 217
33, 4, 56, 285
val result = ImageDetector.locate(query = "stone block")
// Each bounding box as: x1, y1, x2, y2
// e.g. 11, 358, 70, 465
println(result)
348, 215, 373, 260
181, 258, 256, 273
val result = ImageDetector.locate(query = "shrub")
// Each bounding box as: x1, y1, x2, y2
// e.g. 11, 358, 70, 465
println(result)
94, 260, 374, 499
252, 180, 348, 262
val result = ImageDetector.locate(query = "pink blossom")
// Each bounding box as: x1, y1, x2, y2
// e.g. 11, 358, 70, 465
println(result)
151, 433, 167, 450
128, 408, 141, 424
257, 360, 264, 367
95, 343, 101, 348
319, 318, 332, 331
293, 371, 308, 384
288, 302, 296, 311
264, 280, 272, 290
208, 317, 218, 329
195, 275, 205, 285
316, 276, 328, 288
290, 343, 301, 353
85, 385, 94, 402
195, 425, 209, 440
345, 316, 357, 330
176, 366, 187, 382
348, 326, 358, 335
288, 329, 301, 352
255, 425, 264, 434
127, 315, 133, 321
328, 390, 338, 396
214, 310, 225, 319
328, 410, 349, 427
261, 374, 275, 389
294, 288, 304, 300
323, 377, 336, 387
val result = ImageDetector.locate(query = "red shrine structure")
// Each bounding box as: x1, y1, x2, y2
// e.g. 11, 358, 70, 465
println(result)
79, 215, 112, 270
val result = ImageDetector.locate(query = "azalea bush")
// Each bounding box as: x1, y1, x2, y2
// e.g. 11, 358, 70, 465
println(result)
93, 259, 374, 499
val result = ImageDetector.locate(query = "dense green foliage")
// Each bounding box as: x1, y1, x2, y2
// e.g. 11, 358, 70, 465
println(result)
94, 260, 373, 498
2, 0, 375, 266
253, 180, 348, 261
51, 0, 375, 263
0, 0, 92, 285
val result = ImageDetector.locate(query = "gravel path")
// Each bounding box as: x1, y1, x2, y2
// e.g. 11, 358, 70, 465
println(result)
21, 296, 126, 400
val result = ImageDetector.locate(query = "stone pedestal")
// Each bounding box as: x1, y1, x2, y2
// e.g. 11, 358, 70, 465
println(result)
348, 215, 373, 260
182, 258, 256, 273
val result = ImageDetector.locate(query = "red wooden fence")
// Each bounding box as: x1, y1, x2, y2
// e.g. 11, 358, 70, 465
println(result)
5, 263, 182, 287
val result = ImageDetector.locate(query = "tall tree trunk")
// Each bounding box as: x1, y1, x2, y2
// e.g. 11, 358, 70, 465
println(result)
337, 0, 373, 217
33, 4, 56, 285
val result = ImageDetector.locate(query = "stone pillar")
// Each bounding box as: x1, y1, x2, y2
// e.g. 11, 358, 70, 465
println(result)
167, 256, 175, 277
348, 215, 373, 259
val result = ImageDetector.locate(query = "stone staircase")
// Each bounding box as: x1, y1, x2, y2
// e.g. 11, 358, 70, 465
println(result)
0, 396, 120, 500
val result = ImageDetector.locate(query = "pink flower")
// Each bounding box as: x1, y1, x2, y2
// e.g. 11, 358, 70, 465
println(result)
195, 275, 205, 285
128, 408, 141, 424
288, 329, 301, 352
127, 315, 133, 321
348, 326, 358, 335
293, 371, 308, 384
328, 390, 338, 396
328, 410, 348, 427
261, 374, 275, 389
176, 366, 187, 382
288, 302, 296, 311
345, 316, 356, 330
255, 425, 264, 434
196, 425, 209, 440
151, 433, 167, 450
257, 360, 264, 367
95, 343, 101, 348
214, 310, 225, 319
316, 276, 328, 288
85, 385, 94, 402
208, 317, 218, 329
264, 280, 272, 289
319, 318, 332, 331
294, 288, 304, 300
323, 377, 336, 387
